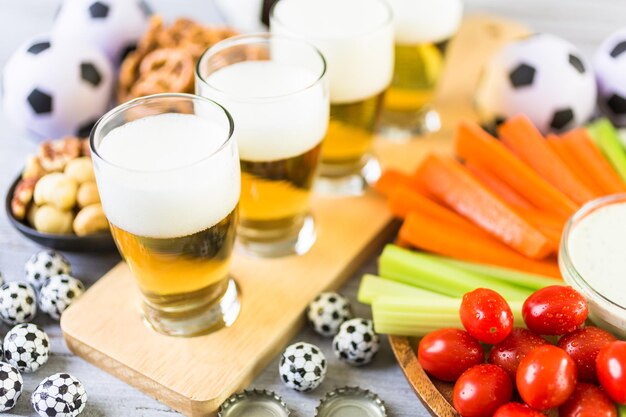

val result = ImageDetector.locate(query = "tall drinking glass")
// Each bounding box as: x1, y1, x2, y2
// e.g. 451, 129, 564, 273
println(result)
196, 34, 328, 258
90, 93, 241, 337
271, 0, 394, 196
379, 0, 463, 139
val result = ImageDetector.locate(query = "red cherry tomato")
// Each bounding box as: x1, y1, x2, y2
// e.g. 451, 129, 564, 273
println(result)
418, 328, 484, 382
493, 402, 545, 417
559, 383, 617, 417
596, 341, 626, 404
460, 288, 514, 344
516, 345, 577, 410
522, 285, 588, 335
488, 328, 548, 380
452, 364, 513, 417
557, 326, 617, 383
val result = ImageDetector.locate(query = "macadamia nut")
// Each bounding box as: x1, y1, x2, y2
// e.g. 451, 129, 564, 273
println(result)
73, 204, 109, 236
64, 157, 95, 184
76, 181, 100, 208
34, 205, 74, 234
33, 173, 78, 211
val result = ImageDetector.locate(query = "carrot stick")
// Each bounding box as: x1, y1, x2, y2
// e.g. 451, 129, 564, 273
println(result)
546, 134, 605, 195
375, 169, 425, 198
388, 185, 489, 237
498, 115, 598, 204
560, 128, 626, 195
415, 154, 553, 259
465, 162, 534, 209
399, 211, 561, 278
455, 120, 578, 217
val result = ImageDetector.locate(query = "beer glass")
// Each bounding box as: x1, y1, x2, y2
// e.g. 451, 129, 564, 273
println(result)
271, 0, 394, 195
379, 0, 463, 139
196, 34, 328, 258
90, 93, 241, 337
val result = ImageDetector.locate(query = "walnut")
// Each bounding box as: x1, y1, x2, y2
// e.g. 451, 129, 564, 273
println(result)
76, 181, 100, 208
73, 204, 109, 236
33, 173, 78, 211
38, 137, 82, 172
11, 178, 37, 220
64, 157, 95, 184
33, 205, 74, 235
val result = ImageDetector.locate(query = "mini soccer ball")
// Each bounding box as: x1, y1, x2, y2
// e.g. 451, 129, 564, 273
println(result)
0, 362, 23, 412
594, 27, 626, 126
32, 373, 87, 417
2, 33, 113, 139
0, 272, 4, 287
39, 275, 85, 320
306, 292, 353, 337
476, 33, 597, 133
0, 282, 37, 325
278, 342, 327, 392
3, 324, 50, 373
333, 318, 380, 366
53, 0, 151, 65
25, 250, 72, 290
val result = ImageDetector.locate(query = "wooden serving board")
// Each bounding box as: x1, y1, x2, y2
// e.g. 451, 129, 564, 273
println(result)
61, 16, 529, 417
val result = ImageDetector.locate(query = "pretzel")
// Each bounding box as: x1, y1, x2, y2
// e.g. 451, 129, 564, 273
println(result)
11, 178, 37, 220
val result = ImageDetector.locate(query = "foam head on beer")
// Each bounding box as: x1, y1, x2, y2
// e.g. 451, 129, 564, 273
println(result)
271, 0, 394, 104
95, 113, 240, 239
389, 0, 463, 45
202, 60, 328, 162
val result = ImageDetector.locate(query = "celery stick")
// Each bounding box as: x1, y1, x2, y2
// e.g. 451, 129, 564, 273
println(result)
587, 118, 626, 181
432, 255, 556, 291
372, 296, 525, 336
357, 274, 450, 305
378, 245, 532, 300
618, 404, 626, 417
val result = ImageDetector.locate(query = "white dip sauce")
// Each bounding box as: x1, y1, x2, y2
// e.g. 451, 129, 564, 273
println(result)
568, 202, 626, 308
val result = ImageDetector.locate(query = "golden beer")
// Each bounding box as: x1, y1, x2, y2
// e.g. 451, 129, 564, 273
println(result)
91, 94, 241, 336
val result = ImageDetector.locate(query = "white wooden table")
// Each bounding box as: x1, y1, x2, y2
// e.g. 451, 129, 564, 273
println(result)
1, 1, 625, 415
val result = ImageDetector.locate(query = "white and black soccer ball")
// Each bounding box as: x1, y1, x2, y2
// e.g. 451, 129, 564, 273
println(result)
595, 27, 626, 127
2, 33, 113, 139
306, 292, 352, 337
278, 342, 326, 392
0, 282, 37, 325
25, 250, 72, 290
333, 318, 380, 366
32, 373, 87, 417
3, 324, 50, 373
0, 362, 23, 412
53, 0, 151, 65
476, 33, 597, 133
39, 275, 85, 320
0, 272, 4, 287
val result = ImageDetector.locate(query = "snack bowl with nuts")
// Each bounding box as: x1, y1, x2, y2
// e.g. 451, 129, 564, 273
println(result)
5, 137, 116, 252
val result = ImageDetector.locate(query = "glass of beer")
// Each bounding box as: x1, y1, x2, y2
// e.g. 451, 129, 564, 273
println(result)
90, 93, 241, 337
196, 34, 328, 258
271, 0, 394, 196
379, 0, 463, 140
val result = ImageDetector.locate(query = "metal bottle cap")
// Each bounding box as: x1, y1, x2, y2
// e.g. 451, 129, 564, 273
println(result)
218, 389, 291, 417
315, 386, 387, 417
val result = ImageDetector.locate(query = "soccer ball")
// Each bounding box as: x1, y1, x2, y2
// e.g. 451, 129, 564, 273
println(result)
0, 362, 23, 412
333, 318, 380, 366
0, 282, 37, 325
594, 27, 626, 126
53, 0, 151, 65
2, 33, 113, 139
306, 292, 352, 337
31, 373, 87, 417
278, 342, 326, 392
3, 324, 50, 373
39, 274, 85, 320
25, 250, 72, 290
476, 33, 597, 133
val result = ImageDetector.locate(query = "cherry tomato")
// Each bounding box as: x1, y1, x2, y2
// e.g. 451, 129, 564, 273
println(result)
417, 328, 484, 382
460, 288, 514, 344
559, 383, 617, 417
493, 402, 545, 417
596, 341, 626, 404
516, 345, 577, 410
557, 326, 616, 383
488, 328, 548, 380
452, 364, 513, 417
522, 285, 588, 335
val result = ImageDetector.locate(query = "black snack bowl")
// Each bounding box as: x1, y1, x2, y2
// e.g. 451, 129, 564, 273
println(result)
5, 175, 117, 252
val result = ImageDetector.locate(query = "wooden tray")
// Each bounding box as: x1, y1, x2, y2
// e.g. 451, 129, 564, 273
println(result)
60, 16, 529, 417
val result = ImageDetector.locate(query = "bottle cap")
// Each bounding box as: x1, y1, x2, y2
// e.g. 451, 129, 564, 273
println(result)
218, 389, 290, 417
315, 386, 387, 417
